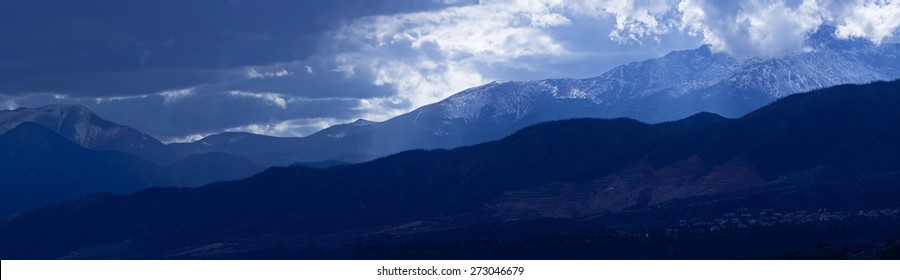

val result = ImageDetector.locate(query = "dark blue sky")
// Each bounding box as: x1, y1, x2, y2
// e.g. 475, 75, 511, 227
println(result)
1, 0, 463, 94
2, 0, 897, 141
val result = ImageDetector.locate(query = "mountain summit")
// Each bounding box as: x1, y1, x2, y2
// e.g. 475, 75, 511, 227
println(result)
167, 27, 900, 165
9, 27, 899, 167
0, 104, 177, 164
421, 26, 900, 127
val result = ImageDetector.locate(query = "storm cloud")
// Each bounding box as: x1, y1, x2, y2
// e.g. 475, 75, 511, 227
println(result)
2, 0, 897, 141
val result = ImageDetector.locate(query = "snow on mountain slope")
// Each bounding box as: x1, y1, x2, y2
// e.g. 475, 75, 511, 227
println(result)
52, 27, 898, 166
0, 104, 179, 164
429, 26, 900, 124
1, 104, 132, 147
216, 27, 897, 163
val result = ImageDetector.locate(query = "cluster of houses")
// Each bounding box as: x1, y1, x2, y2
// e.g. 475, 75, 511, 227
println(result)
674, 207, 900, 233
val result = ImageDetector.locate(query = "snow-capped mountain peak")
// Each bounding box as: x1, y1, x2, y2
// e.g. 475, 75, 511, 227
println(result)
428, 26, 900, 124
351, 119, 377, 126
0, 104, 176, 164
0, 104, 121, 147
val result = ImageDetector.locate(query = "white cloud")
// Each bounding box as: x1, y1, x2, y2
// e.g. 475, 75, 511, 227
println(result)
245, 68, 293, 79
93, 94, 151, 104
834, 0, 900, 44
326, 0, 896, 120
228, 91, 291, 109
354, 96, 413, 121
552, 0, 900, 58
323, 0, 898, 121
162, 133, 210, 144
161, 118, 353, 141
224, 118, 350, 137
678, 0, 830, 57
1, 98, 18, 110
601, 0, 680, 44
325, 0, 580, 120
227, 90, 357, 110
158, 88, 195, 104
220, 0, 900, 131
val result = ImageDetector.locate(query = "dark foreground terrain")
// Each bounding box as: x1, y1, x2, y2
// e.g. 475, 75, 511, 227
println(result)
2, 81, 900, 259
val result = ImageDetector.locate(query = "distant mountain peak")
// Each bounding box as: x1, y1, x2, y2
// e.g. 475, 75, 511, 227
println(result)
193, 132, 264, 147
201, 131, 256, 140
10, 34, 895, 170
419, 31, 899, 127
1, 104, 111, 144
806, 25, 872, 51
0, 104, 177, 164
351, 119, 376, 126
663, 44, 715, 59
28, 103, 92, 112
8, 104, 97, 123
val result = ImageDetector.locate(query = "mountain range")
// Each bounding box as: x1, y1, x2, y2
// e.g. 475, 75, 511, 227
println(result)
0, 122, 171, 216
159, 26, 900, 166
0, 121, 263, 216
0, 104, 179, 165
4, 27, 898, 169
2, 80, 898, 259
3, 26, 899, 220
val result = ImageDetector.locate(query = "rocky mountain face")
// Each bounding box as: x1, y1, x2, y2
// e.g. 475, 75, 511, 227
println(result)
0, 104, 179, 165
422, 27, 900, 125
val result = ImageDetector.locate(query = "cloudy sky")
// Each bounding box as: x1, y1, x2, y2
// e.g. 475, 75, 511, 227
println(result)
2, 0, 898, 142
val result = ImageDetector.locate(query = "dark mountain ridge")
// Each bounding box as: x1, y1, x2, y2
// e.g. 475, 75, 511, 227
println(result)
0, 123, 172, 215
0, 123, 264, 216
2, 80, 899, 259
